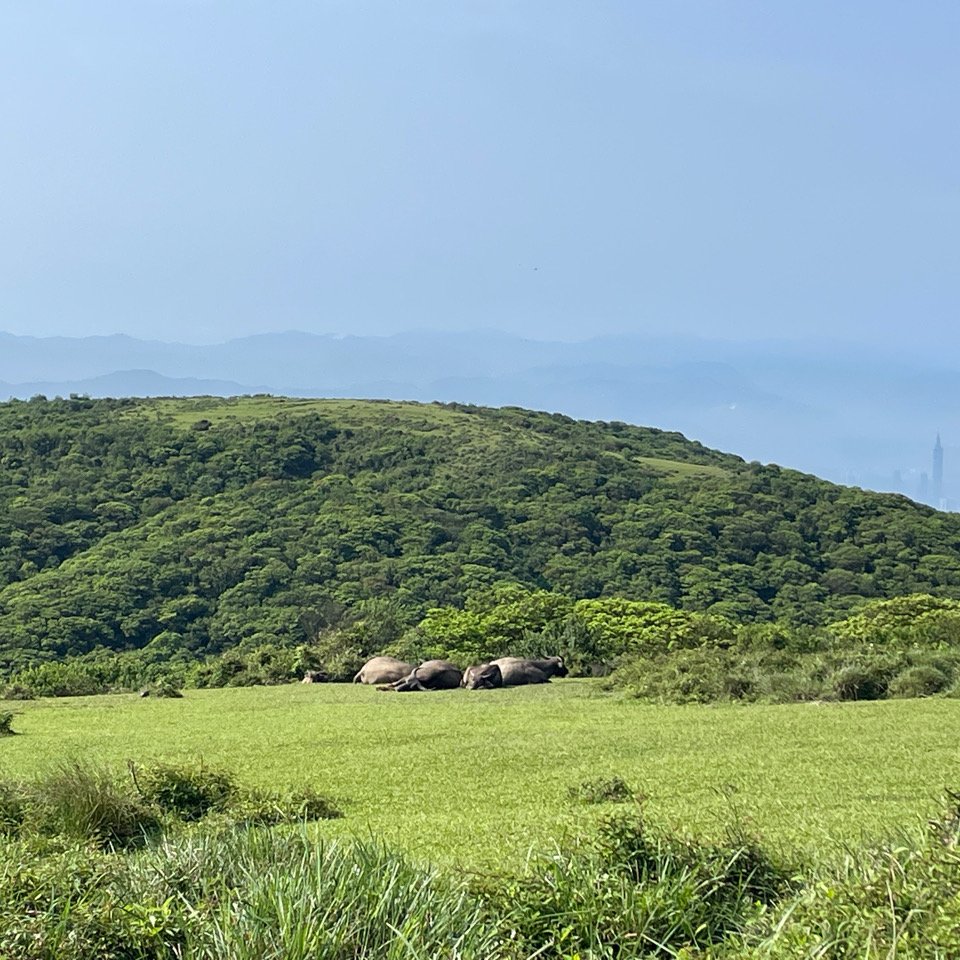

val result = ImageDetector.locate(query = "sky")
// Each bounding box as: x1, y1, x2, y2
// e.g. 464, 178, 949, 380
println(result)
1, 1, 958, 346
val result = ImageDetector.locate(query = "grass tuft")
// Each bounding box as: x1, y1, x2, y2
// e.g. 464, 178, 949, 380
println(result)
28, 761, 161, 849
131, 760, 234, 821
568, 775, 638, 804
130, 759, 342, 826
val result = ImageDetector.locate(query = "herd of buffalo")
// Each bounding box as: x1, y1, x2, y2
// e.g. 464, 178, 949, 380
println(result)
344, 655, 569, 691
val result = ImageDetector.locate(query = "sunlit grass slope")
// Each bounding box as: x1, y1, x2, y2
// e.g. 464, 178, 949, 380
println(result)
3, 682, 957, 869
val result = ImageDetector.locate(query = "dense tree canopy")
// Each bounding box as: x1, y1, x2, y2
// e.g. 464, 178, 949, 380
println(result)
1, 394, 959, 673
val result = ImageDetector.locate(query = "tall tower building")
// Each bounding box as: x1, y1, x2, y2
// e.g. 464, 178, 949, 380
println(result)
933, 434, 944, 506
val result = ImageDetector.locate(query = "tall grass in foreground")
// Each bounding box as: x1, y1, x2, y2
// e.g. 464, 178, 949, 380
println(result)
4, 811, 958, 959
1, 760, 959, 958
147, 830, 503, 960
739, 794, 960, 959
5, 812, 959, 958
0, 830, 505, 960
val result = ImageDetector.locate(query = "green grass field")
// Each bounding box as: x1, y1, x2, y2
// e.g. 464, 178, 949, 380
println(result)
632, 455, 729, 478
3, 681, 958, 870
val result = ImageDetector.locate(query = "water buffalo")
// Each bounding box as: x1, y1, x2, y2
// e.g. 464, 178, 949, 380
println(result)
461, 662, 503, 690
353, 656, 415, 685
491, 656, 568, 686
379, 659, 462, 692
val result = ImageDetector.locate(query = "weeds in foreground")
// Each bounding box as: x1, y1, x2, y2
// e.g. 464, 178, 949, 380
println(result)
0, 759, 340, 851
0, 830, 506, 960
478, 809, 795, 959
2, 760, 960, 958
26, 761, 161, 848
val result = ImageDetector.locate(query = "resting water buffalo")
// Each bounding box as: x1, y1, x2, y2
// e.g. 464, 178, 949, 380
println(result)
461, 662, 503, 690
353, 656, 415, 685
380, 659, 462, 692
491, 656, 568, 686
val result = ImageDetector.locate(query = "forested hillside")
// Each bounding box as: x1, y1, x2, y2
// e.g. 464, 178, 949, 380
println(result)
1, 394, 959, 673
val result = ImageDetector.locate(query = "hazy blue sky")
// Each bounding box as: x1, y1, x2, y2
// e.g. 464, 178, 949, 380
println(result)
2, 2, 957, 345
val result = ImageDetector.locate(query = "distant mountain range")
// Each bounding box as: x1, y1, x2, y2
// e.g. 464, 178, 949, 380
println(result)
0, 329, 954, 505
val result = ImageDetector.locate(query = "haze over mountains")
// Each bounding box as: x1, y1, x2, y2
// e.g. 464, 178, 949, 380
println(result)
0, 330, 953, 507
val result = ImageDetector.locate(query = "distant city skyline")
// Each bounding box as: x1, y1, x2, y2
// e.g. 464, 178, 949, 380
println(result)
933, 434, 945, 507
1, 327, 958, 511
851, 434, 951, 510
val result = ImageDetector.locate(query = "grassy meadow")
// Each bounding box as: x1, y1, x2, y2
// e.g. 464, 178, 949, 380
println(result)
4, 680, 958, 869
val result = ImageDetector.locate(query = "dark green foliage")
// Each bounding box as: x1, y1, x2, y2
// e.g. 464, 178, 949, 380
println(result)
612, 645, 960, 704
132, 761, 235, 821
485, 810, 794, 958
568, 775, 637, 804
0, 830, 499, 960
612, 647, 761, 704
0, 711, 15, 735
1, 648, 190, 698
888, 663, 952, 699
3, 396, 960, 682
131, 759, 342, 827
606, 597, 960, 704
0, 842, 161, 960
594, 811, 791, 907
740, 792, 960, 957
830, 655, 899, 701
188, 642, 301, 688
137, 683, 183, 699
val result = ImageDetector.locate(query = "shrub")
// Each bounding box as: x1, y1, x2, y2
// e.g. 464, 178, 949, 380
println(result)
1, 683, 35, 700
226, 786, 342, 826
830, 656, 899, 701
189, 643, 306, 688
609, 646, 960, 705
131, 761, 235, 821
0, 712, 15, 735
574, 597, 736, 659
744, 791, 960, 957
830, 594, 960, 647
133, 830, 500, 960
757, 668, 828, 703
888, 664, 951, 699
593, 811, 791, 907
488, 811, 794, 958
568, 776, 637, 804
611, 648, 759, 703
0, 839, 183, 960
6, 796, 960, 958
130, 760, 341, 825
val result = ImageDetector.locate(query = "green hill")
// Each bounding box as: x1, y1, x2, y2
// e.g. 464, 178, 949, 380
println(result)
1, 394, 959, 672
